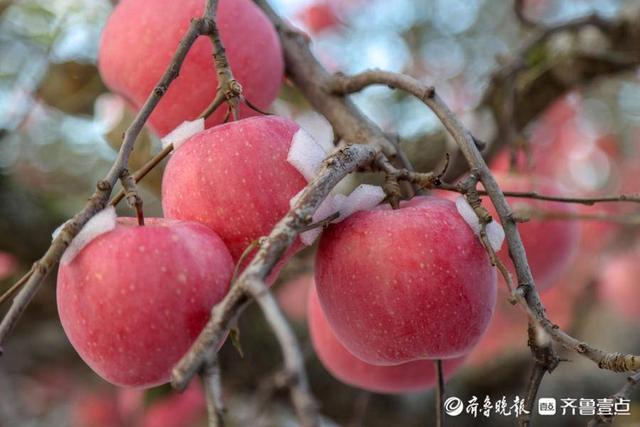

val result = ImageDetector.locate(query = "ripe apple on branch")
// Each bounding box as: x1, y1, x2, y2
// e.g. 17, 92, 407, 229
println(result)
2, 0, 640, 426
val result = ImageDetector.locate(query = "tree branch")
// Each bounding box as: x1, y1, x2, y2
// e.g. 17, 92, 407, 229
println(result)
202, 357, 225, 427
252, 0, 397, 157
246, 278, 318, 426
434, 359, 445, 427
0, 7, 221, 350
171, 144, 378, 390
588, 371, 640, 426
328, 69, 640, 374
518, 322, 559, 427
446, 8, 640, 179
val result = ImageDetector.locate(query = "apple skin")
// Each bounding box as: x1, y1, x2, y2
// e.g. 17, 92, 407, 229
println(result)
70, 392, 123, 427
98, 0, 283, 136
140, 380, 206, 427
162, 116, 307, 262
315, 196, 497, 365
57, 218, 234, 388
0, 251, 16, 280
299, 2, 339, 34
467, 278, 578, 365
486, 172, 581, 292
276, 274, 313, 323
308, 286, 465, 393
599, 248, 640, 322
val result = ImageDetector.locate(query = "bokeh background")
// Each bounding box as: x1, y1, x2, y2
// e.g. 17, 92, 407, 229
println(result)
1, 0, 640, 426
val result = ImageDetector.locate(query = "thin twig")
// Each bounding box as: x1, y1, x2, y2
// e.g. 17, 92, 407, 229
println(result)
171, 144, 377, 426
252, 0, 397, 157
110, 143, 174, 206
348, 392, 371, 427
111, 0, 243, 208
588, 371, 640, 426
299, 211, 340, 233
0, 268, 33, 308
202, 358, 225, 427
119, 168, 144, 225
523, 208, 640, 225
434, 359, 444, 427
445, 10, 639, 180
173, 0, 411, 394
518, 322, 559, 427
329, 69, 640, 374
246, 278, 318, 427
0, 11, 220, 349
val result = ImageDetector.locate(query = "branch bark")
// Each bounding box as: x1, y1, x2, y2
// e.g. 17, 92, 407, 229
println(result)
445, 8, 640, 179
202, 358, 225, 427
0, 9, 220, 350
588, 371, 640, 426
328, 69, 640, 374
171, 143, 378, 392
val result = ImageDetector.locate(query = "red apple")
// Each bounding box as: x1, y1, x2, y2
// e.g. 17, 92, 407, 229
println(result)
315, 196, 497, 365
70, 391, 123, 427
276, 274, 313, 323
141, 380, 206, 427
467, 279, 578, 365
57, 218, 234, 388
308, 286, 465, 393
487, 172, 581, 292
99, 0, 283, 136
162, 116, 307, 261
298, 2, 340, 34
599, 247, 640, 322
0, 251, 17, 280
116, 388, 144, 422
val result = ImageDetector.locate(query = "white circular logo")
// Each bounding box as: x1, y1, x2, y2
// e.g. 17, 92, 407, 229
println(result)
444, 397, 464, 416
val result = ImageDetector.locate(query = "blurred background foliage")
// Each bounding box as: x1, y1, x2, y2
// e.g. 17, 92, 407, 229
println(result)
1, 0, 640, 426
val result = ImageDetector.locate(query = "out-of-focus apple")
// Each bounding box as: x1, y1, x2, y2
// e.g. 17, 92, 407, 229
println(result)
141, 380, 206, 427
467, 279, 579, 365
298, 2, 340, 34
599, 246, 640, 322
0, 251, 17, 281
486, 172, 581, 292
70, 391, 123, 427
308, 286, 465, 393
276, 274, 314, 323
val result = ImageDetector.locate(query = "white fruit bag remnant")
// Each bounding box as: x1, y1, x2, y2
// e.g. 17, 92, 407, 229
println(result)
485, 221, 506, 253
338, 184, 385, 220
287, 127, 328, 181
53, 207, 118, 265
288, 112, 337, 181
295, 111, 335, 153
161, 118, 204, 150
455, 196, 504, 252
293, 193, 343, 246
290, 184, 385, 246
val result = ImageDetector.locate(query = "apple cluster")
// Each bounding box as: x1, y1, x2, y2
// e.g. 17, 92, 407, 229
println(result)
54, 0, 591, 397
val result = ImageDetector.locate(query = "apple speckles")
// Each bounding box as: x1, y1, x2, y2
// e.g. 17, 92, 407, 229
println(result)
308, 286, 466, 393
316, 196, 497, 365
98, 0, 283, 136
56, 218, 234, 388
162, 116, 307, 262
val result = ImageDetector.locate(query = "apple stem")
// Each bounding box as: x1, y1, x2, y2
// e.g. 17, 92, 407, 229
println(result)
434, 359, 444, 427
120, 169, 145, 226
